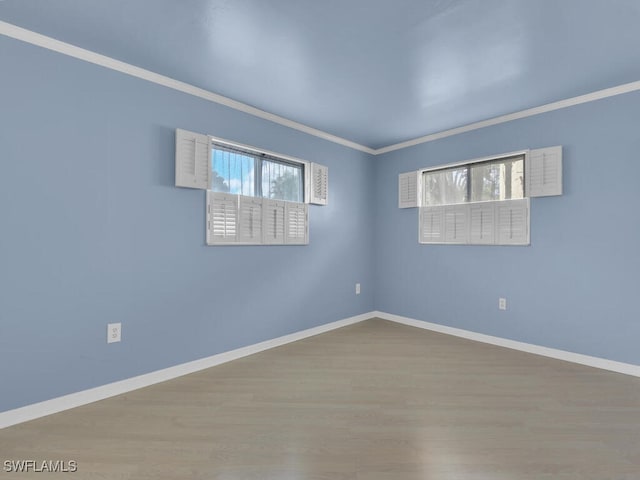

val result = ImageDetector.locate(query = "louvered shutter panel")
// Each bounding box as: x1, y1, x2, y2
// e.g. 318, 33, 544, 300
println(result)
469, 202, 495, 245
398, 171, 419, 208
444, 204, 469, 244
419, 206, 444, 244
175, 129, 210, 189
262, 199, 286, 245
309, 163, 328, 205
496, 199, 530, 245
526, 146, 562, 197
238, 196, 263, 244
206, 192, 238, 245
285, 202, 308, 244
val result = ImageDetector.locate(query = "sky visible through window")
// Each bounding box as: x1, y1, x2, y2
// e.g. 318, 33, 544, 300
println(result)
212, 149, 255, 195
211, 147, 303, 202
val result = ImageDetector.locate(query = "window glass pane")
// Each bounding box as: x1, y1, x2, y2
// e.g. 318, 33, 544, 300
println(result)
262, 159, 303, 202
470, 156, 524, 202
422, 167, 468, 206
211, 147, 255, 196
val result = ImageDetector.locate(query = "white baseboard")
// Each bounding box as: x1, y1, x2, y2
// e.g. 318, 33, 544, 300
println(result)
0, 312, 374, 430
4, 310, 639, 429
374, 311, 640, 378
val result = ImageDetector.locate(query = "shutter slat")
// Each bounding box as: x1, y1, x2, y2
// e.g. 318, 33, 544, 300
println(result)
398, 171, 419, 208
419, 206, 444, 243
469, 203, 495, 245
285, 202, 309, 244
526, 146, 562, 197
263, 199, 286, 244
496, 198, 530, 245
238, 196, 263, 244
176, 129, 210, 189
310, 163, 328, 205
206, 192, 238, 245
444, 204, 469, 243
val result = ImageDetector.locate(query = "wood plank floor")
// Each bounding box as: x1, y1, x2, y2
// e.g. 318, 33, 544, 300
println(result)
2, 318, 640, 479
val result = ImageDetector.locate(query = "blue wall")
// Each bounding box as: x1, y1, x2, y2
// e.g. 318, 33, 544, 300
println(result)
3, 31, 640, 415
0, 37, 375, 412
374, 90, 640, 365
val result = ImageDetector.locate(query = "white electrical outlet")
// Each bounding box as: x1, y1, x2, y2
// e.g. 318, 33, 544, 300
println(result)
355, 283, 361, 295
498, 298, 507, 310
107, 323, 122, 343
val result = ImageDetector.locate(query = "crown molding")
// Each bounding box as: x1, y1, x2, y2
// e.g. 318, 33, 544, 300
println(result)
0, 20, 375, 155
2, 20, 640, 156
374, 80, 640, 155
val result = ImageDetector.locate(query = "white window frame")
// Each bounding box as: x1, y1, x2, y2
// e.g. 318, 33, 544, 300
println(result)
209, 135, 307, 204
176, 129, 326, 246
419, 149, 528, 205
176, 129, 328, 206
416, 147, 562, 246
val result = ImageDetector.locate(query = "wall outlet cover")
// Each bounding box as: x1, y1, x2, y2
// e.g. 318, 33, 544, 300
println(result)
499, 298, 507, 310
107, 323, 122, 343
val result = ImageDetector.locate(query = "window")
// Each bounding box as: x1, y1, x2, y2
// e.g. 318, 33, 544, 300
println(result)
419, 153, 528, 246
211, 143, 304, 203
211, 146, 255, 196
422, 154, 524, 206
207, 142, 307, 245
422, 166, 468, 206
175, 128, 329, 246
470, 155, 524, 202
404, 147, 563, 246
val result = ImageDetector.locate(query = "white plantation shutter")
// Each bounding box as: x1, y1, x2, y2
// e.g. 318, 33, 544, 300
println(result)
444, 204, 469, 244
262, 199, 286, 245
238, 196, 263, 244
206, 192, 238, 245
175, 129, 210, 189
419, 206, 444, 244
172, 132, 316, 247
205, 196, 308, 246
526, 146, 563, 197
285, 202, 308, 244
496, 199, 530, 245
413, 146, 558, 247
421, 201, 529, 246
469, 202, 495, 245
309, 163, 328, 205
398, 171, 419, 208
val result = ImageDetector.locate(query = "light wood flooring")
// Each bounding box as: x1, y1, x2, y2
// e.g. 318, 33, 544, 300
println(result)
2, 318, 640, 479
